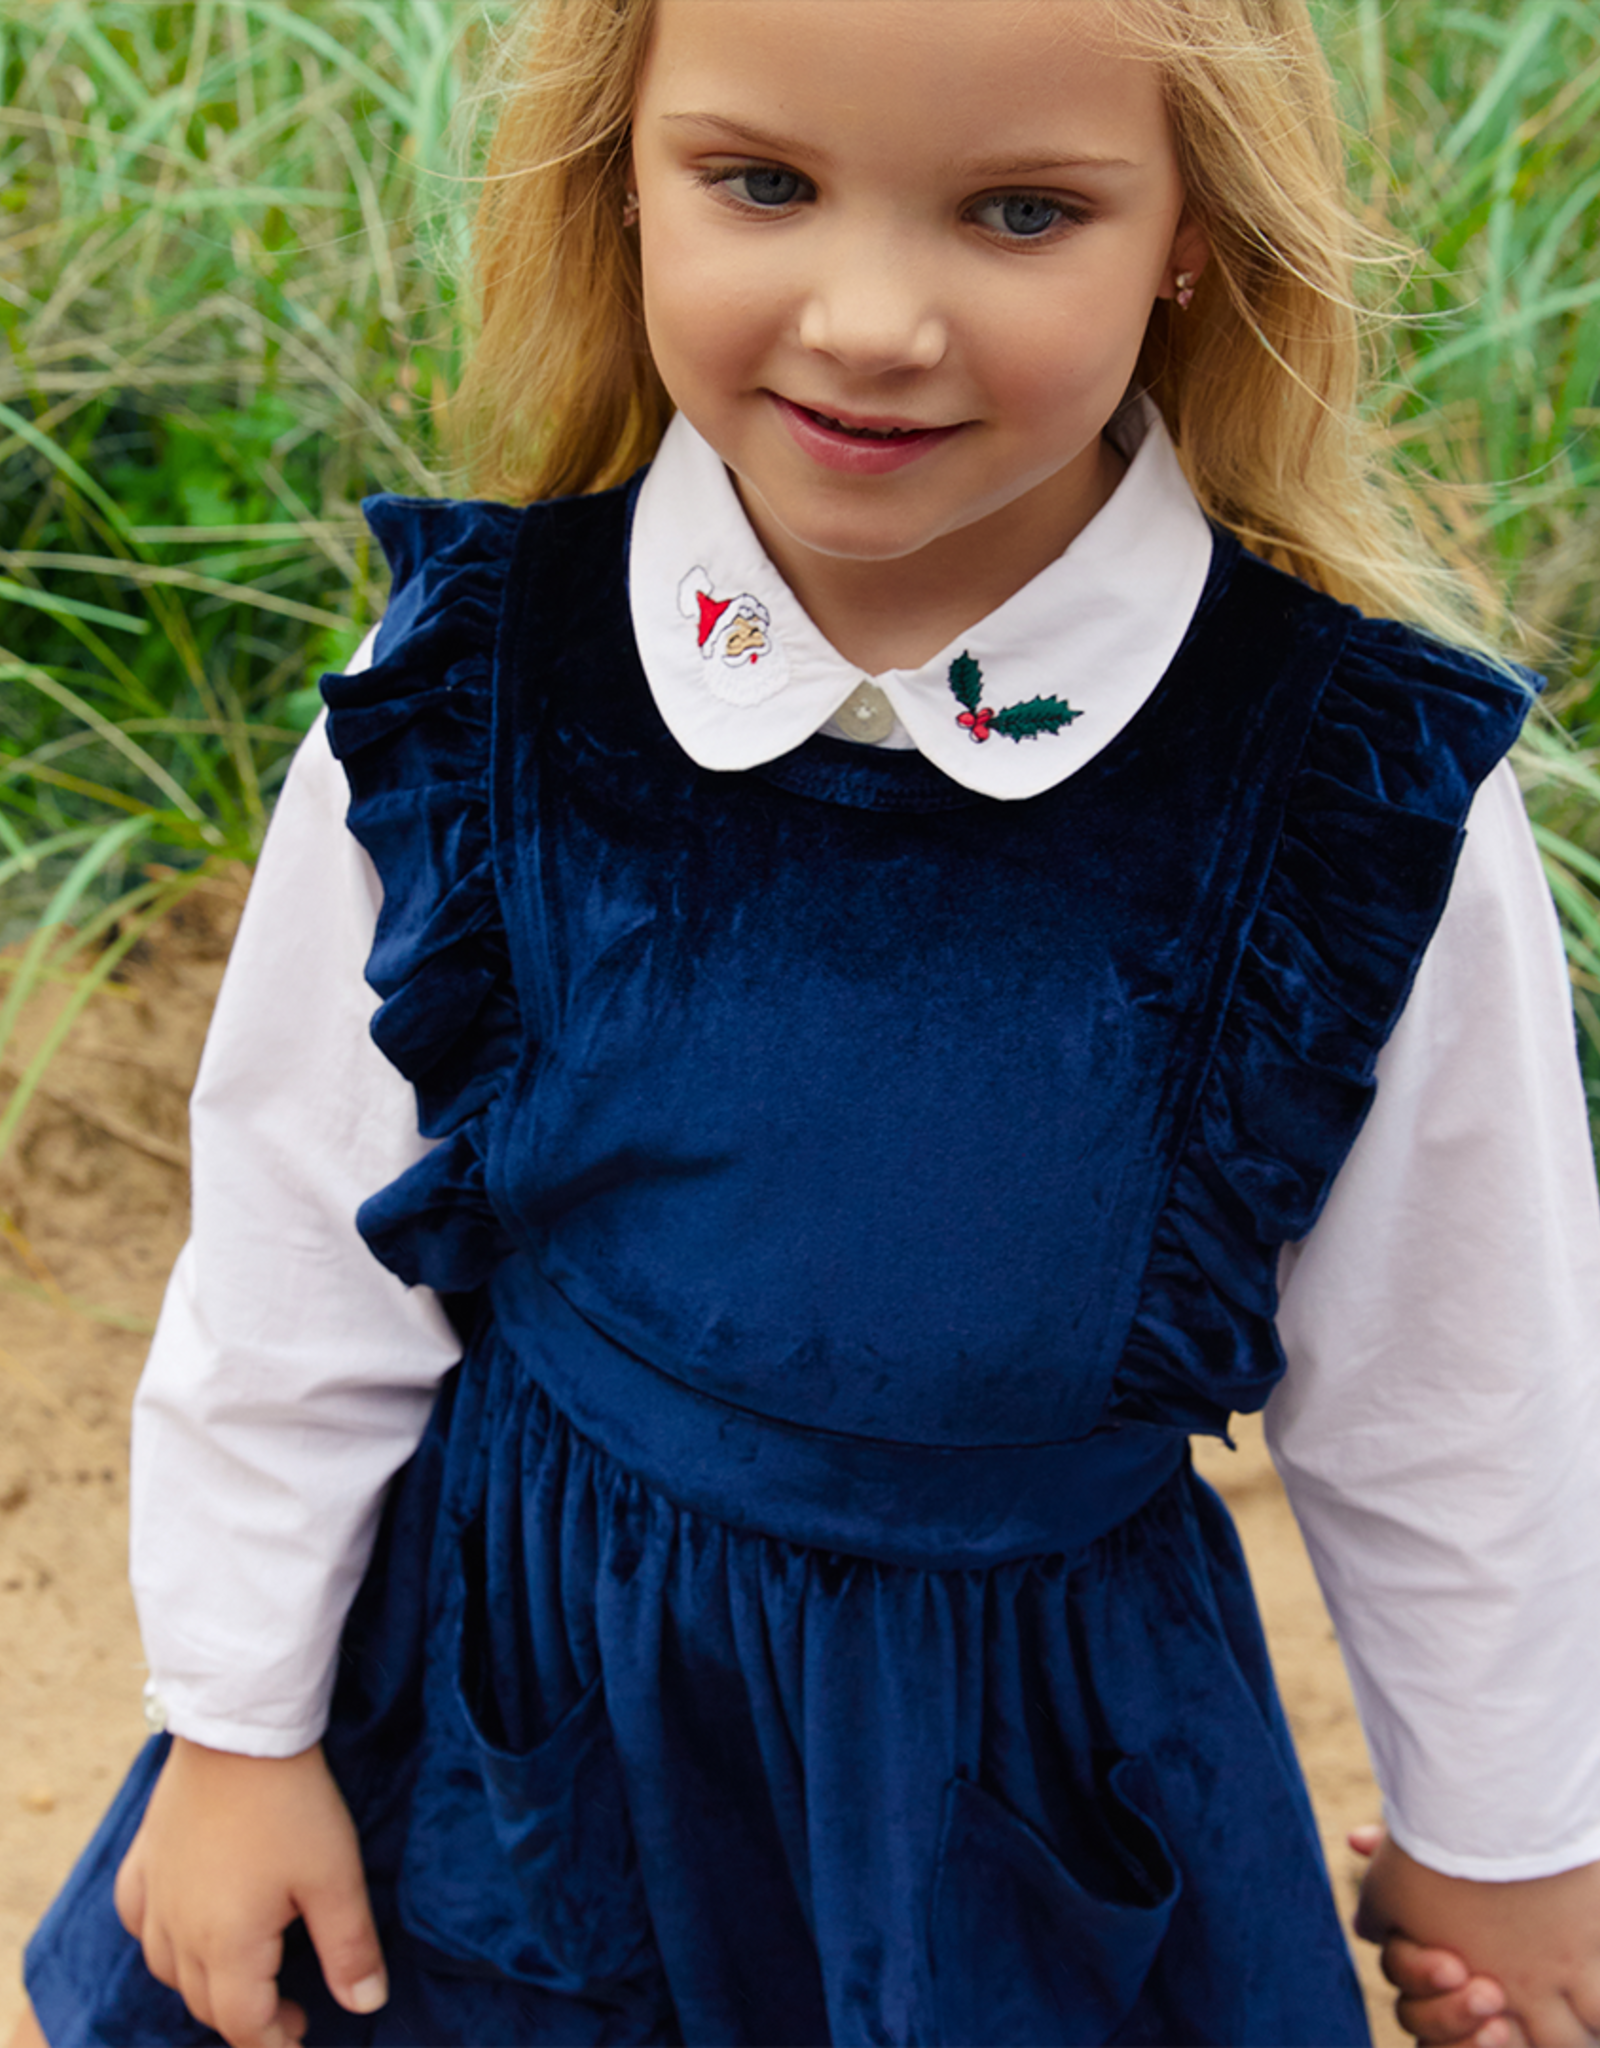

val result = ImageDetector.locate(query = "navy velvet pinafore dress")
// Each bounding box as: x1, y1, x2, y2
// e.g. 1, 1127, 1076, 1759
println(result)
26, 480, 1530, 2048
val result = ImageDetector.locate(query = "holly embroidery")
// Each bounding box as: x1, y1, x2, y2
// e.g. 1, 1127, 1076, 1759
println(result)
948, 650, 1080, 744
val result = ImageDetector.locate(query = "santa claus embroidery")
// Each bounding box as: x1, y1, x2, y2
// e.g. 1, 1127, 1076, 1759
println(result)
679, 568, 773, 669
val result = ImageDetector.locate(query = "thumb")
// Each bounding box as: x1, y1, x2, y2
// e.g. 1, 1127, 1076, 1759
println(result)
296, 1859, 388, 2017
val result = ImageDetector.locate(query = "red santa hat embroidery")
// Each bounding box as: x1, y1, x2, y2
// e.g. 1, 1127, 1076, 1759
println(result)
679, 567, 772, 665
677, 567, 789, 705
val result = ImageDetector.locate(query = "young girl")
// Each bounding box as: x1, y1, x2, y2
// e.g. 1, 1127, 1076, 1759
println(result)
19, 1, 1600, 2044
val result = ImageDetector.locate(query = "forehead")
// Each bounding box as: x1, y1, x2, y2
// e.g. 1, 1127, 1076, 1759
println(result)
636, 0, 1172, 168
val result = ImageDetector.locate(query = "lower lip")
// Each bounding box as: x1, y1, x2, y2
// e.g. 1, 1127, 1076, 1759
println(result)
771, 395, 963, 475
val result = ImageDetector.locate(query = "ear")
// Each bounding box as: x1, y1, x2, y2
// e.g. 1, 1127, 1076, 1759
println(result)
1160, 211, 1211, 301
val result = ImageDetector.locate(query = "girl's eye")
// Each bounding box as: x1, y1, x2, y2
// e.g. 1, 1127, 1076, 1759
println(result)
703, 165, 811, 210
969, 193, 1080, 241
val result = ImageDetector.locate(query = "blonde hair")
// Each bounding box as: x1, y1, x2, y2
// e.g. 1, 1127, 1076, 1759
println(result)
451, 0, 669, 500
451, 0, 1499, 653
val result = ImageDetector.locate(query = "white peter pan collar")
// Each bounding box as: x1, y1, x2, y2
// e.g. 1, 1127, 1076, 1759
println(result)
627, 398, 1214, 802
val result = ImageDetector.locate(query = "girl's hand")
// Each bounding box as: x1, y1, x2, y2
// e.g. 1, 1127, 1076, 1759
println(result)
1350, 1825, 1515, 2047
113, 1736, 387, 2048
1354, 1827, 1600, 2048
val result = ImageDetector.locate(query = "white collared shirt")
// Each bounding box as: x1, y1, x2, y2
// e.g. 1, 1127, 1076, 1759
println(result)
129, 420, 1600, 1883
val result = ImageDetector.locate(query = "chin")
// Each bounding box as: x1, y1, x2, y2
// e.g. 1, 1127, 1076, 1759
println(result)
754, 495, 955, 568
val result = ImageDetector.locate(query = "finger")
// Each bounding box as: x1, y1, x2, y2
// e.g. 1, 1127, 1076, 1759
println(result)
137, 1922, 179, 1996
112, 1844, 147, 1941
273, 1996, 309, 2046
206, 1961, 293, 2048
1498, 1993, 1595, 2048
298, 1869, 388, 2016
1574, 1971, 1600, 2038
1382, 1935, 1473, 1996
185, 1917, 289, 2048
1391, 1981, 1513, 2047
1349, 1824, 1385, 1859
1452, 2022, 1528, 2048
175, 1954, 216, 2034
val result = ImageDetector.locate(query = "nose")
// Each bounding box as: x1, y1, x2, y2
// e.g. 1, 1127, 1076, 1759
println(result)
796, 238, 948, 373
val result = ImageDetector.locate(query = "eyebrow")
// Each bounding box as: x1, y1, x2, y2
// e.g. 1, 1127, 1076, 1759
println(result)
661, 113, 1137, 177
956, 151, 1137, 177
662, 113, 827, 158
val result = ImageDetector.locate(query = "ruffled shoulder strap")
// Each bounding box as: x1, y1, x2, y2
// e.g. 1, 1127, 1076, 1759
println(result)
1119, 572, 1537, 1429
321, 495, 528, 1291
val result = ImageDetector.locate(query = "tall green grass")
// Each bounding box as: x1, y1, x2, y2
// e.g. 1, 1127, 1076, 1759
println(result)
0, 1, 500, 1161
1332, 1, 1600, 684
2, 0, 1599, 1160
1332, 0, 1600, 1118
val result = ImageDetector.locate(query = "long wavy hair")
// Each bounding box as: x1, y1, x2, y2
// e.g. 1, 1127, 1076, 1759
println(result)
449, 0, 1500, 653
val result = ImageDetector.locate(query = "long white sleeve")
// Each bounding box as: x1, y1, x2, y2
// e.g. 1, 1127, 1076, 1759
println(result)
130, 703, 462, 1756
1272, 758, 1600, 1879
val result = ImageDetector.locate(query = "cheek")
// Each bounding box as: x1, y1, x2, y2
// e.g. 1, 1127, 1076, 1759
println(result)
639, 217, 781, 399
637, 230, 697, 384
985, 278, 1159, 410
983, 323, 1118, 415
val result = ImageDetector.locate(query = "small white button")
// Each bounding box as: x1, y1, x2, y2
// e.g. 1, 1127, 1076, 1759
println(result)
837, 681, 895, 745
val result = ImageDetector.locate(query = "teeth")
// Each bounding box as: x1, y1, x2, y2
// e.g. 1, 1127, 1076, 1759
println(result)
816, 410, 915, 440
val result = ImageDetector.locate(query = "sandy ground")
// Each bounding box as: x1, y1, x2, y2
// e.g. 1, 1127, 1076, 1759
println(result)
0, 885, 1404, 2046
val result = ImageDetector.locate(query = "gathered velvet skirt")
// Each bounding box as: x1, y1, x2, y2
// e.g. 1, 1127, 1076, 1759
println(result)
26, 1284, 1370, 2048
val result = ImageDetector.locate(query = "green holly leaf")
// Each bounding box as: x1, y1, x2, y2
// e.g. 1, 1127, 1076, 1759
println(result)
948, 650, 983, 712
991, 695, 1082, 741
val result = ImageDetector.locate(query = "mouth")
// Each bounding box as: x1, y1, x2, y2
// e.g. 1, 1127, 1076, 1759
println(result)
792, 401, 944, 440
769, 394, 964, 475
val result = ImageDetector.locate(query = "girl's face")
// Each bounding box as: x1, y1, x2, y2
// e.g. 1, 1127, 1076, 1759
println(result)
631, 0, 1205, 635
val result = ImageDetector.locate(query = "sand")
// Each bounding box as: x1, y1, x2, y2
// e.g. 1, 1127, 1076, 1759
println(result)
0, 885, 1403, 2044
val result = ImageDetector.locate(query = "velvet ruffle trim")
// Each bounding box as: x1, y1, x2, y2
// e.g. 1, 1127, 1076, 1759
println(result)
321, 496, 528, 1291
1115, 615, 1536, 1431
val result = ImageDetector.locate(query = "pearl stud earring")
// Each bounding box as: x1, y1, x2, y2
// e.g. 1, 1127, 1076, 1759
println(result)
1174, 271, 1196, 311
622, 190, 640, 229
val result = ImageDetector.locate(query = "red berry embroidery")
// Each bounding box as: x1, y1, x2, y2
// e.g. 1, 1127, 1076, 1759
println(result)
948, 651, 1081, 744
